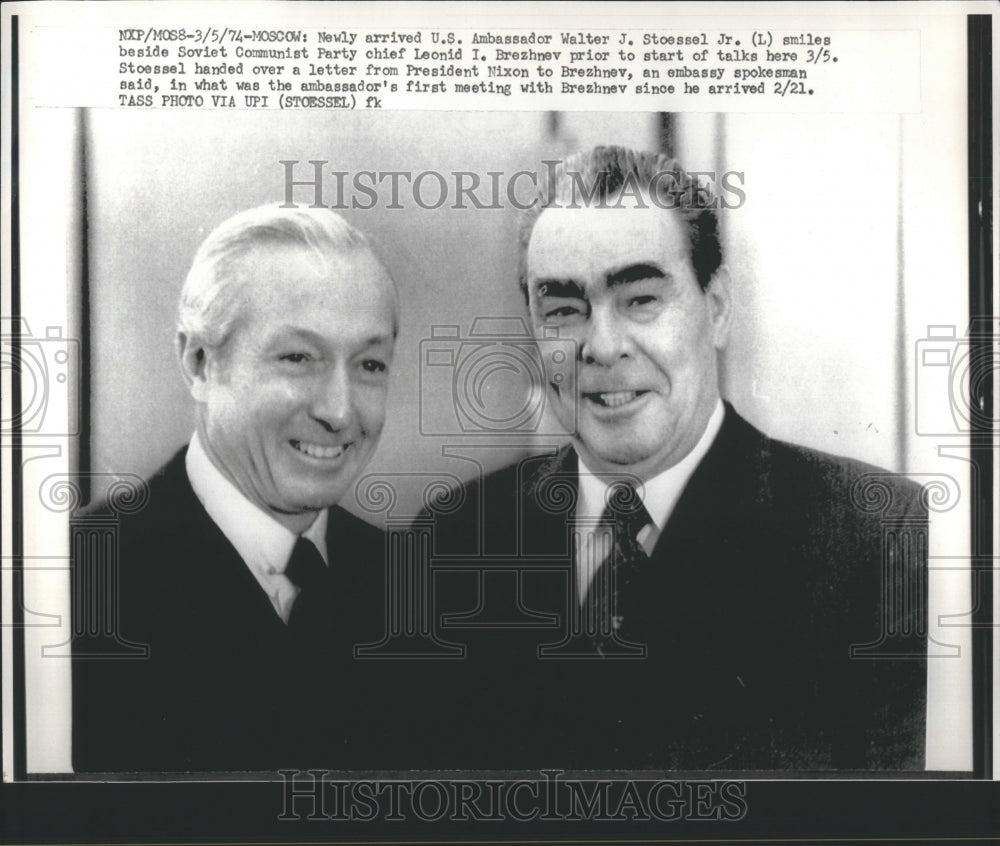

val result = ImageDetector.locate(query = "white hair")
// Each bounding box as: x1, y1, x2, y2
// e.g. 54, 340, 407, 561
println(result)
177, 205, 392, 348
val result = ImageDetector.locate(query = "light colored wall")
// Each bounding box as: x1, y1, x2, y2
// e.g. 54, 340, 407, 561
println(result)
716, 112, 906, 473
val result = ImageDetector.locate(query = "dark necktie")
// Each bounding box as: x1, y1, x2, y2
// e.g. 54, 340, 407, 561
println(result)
285, 536, 333, 636
584, 482, 652, 654
281, 536, 339, 762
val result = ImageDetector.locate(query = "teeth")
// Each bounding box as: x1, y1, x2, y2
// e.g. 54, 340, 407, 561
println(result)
291, 440, 345, 459
595, 391, 638, 408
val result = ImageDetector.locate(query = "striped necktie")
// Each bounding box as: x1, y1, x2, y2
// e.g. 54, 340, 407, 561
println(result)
584, 482, 652, 654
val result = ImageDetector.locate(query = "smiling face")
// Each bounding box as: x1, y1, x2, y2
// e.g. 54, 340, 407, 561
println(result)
184, 244, 397, 532
525, 199, 731, 480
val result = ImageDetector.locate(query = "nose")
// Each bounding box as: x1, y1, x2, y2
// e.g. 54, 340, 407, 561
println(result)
581, 306, 629, 366
310, 364, 355, 431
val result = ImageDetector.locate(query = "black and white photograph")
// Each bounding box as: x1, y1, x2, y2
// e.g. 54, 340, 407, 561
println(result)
1, 1, 996, 843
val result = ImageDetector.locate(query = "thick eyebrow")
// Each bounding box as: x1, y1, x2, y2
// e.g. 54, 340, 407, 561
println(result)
606, 263, 667, 289
533, 278, 586, 299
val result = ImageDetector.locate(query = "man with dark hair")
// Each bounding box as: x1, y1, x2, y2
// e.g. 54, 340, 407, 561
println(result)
427, 146, 927, 771
72, 206, 404, 772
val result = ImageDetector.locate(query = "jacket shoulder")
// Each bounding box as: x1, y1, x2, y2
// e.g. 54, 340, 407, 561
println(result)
419, 448, 569, 556
328, 504, 386, 549
764, 432, 926, 517
424, 448, 568, 516
73, 447, 190, 524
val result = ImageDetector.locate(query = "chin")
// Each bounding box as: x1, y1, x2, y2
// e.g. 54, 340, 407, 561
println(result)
581, 438, 652, 470
599, 449, 653, 469
280, 484, 348, 512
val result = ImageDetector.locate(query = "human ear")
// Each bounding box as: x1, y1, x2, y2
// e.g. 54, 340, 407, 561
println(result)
705, 266, 733, 349
177, 331, 212, 402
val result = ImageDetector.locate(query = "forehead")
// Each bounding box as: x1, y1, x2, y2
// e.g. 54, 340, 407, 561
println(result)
526, 203, 690, 283
235, 244, 396, 336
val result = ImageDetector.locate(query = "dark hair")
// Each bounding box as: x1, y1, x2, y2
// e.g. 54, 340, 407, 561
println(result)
517, 146, 723, 298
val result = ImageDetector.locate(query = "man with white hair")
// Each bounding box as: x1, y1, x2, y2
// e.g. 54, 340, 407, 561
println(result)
73, 206, 399, 772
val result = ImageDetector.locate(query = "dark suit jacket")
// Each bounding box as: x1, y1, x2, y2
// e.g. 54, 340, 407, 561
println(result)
423, 404, 928, 772
71, 447, 412, 773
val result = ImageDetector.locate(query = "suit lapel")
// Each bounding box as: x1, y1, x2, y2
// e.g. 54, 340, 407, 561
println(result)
321, 505, 389, 649
519, 444, 579, 558
636, 409, 801, 747
151, 450, 290, 639
517, 414, 777, 627
521, 412, 786, 726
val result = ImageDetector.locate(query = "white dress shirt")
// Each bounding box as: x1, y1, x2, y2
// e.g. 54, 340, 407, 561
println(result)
574, 400, 725, 603
185, 431, 329, 623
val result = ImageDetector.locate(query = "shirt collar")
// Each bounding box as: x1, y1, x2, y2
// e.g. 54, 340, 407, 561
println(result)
185, 431, 329, 579
577, 399, 725, 529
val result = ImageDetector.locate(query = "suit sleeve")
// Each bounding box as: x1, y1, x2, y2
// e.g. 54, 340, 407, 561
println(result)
848, 477, 928, 770
70, 509, 176, 773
